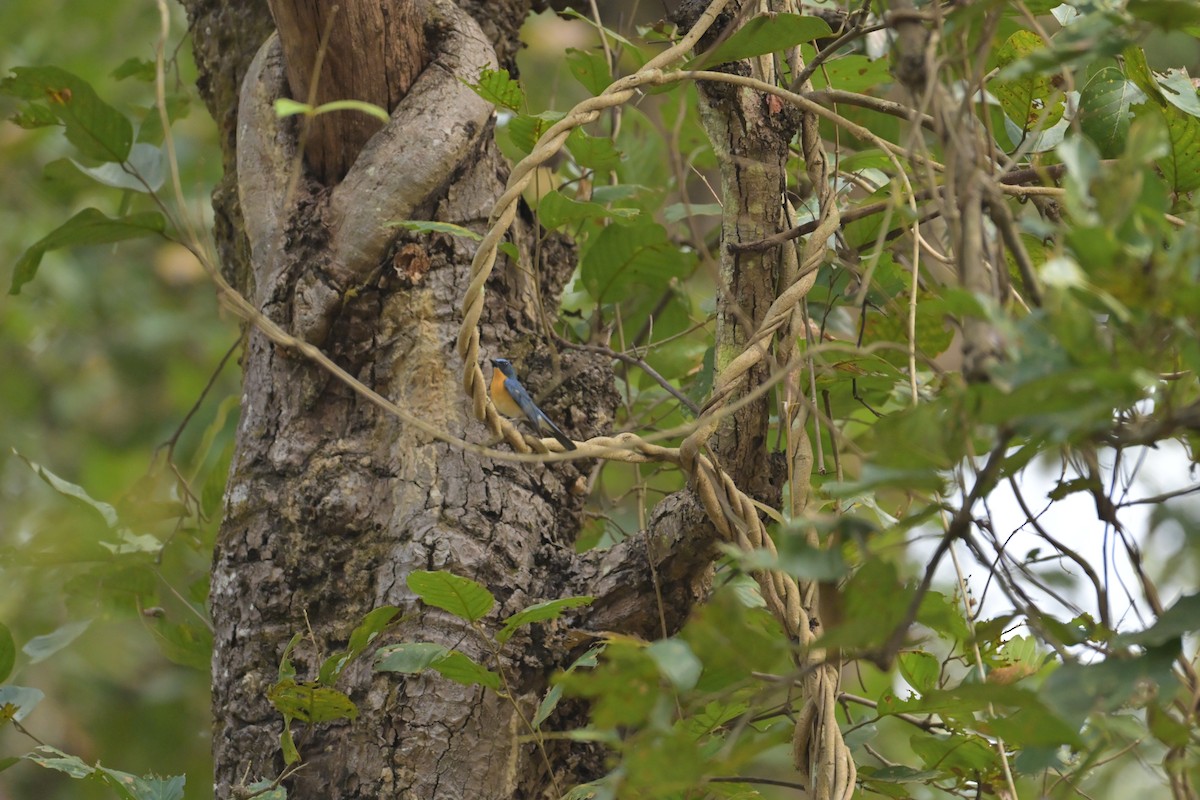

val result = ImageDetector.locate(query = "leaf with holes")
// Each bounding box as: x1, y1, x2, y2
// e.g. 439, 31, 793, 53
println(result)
267, 679, 359, 724
992, 31, 1066, 132
1147, 101, 1200, 192
0, 65, 132, 162
465, 67, 524, 112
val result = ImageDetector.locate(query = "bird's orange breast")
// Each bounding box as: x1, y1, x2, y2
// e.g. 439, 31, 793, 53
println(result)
490, 369, 523, 417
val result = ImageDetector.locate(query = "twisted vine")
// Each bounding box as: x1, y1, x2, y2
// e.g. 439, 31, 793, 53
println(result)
453, 0, 855, 796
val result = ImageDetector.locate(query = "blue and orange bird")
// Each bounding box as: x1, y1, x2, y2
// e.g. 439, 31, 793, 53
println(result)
489, 358, 577, 451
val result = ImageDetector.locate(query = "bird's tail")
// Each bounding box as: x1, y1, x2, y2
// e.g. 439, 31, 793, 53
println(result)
545, 423, 577, 451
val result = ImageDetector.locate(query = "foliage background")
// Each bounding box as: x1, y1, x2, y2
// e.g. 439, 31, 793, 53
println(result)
2, 1, 1200, 798
0, 2, 232, 797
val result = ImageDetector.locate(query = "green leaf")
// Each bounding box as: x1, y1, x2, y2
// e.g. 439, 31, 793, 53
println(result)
0, 685, 45, 722
1156, 68, 1200, 117
809, 53, 893, 94
560, 8, 642, 53
1151, 102, 1200, 192
25, 746, 97, 779
646, 638, 702, 691
429, 650, 501, 690
991, 31, 1066, 132
30, 751, 183, 800
862, 765, 941, 787
687, 13, 832, 69
374, 643, 499, 690
202, 439, 236, 520
464, 67, 524, 112
267, 679, 359, 724
312, 99, 389, 122
557, 640, 663, 728
272, 98, 311, 117
884, 682, 1081, 750
386, 219, 482, 240
100, 529, 163, 555
111, 58, 157, 82
10, 208, 166, 294
0, 623, 14, 683
151, 619, 213, 671
407, 570, 494, 622
280, 725, 300, 765
827, 464, 946, 497
375, 642, 449, 673
273, 98, 390, 123
25, 743, 184, 800
0, 66, 132, 161
23, 619, 91, 664
1128, 0, 1200, 28
498, 242, 520, 263
909, 732, 998, 774
566, 129, 622, 171
684, 699, 750, 738
319, 605, 400, 685
533, 647, 601, 729
566, 48, 614, 95
898, 651, 940, 695
723, 535, 848, 582
1147, 701, 1192, 747
11, 103, 59, 128
776, 522, 850, 581
917, 590, 972, 642
1077, 67, 1139, 158
130, 775, 186, 800
14, 450, 119, 526
506, 110, 565, 155
1122, 45, 1164, 105
682, 588, 789, 691
245, 780, 288, 800
278, 633, 301, 682
496, 596, 594, 644
535, 190, 639, 231
817, 559, 913, 653
70, 142, 166, 192
1116, 592, 1200, 646
566, 48, 612, 96
581, 220, 696, 302
1041, 641, 1179, 727
662, 202, 721, 223
986, 705, 1084, 749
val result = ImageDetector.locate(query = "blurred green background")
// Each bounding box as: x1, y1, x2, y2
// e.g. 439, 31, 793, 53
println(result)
1, 2, 236, 797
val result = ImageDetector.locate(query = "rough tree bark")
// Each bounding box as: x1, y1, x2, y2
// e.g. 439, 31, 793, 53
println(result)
181, 1, 719, 797
687, 1, 800, 504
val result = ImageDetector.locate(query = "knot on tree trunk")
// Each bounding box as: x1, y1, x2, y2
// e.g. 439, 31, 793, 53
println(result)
236, 0, 497, 344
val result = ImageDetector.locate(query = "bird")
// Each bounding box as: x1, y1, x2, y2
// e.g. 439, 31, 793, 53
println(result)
489, 358, 577, 451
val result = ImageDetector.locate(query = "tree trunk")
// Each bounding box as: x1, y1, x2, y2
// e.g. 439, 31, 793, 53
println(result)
182, 1, 716, 797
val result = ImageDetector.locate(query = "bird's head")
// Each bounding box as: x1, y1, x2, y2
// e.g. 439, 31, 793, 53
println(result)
490, 358, 516, 378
